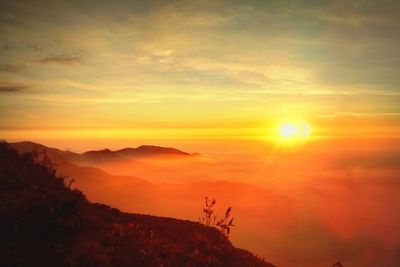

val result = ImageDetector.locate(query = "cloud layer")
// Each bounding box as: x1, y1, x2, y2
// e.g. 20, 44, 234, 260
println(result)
0, 0, 399, 134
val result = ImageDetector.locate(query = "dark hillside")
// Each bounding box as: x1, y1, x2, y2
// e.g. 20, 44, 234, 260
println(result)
0, 142, 274, 267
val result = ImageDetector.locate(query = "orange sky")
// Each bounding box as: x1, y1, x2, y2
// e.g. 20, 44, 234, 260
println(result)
1, 0, 400, 146
1, 2, 400, 266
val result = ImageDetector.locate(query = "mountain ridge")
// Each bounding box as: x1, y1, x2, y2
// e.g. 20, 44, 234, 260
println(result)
116, 145, 191, 157
0, 141, 274, 266
9, 141, 194, 164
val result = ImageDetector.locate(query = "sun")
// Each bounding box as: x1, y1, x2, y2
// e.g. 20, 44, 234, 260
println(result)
278, 121, 312, 142
279, 124, 297, 138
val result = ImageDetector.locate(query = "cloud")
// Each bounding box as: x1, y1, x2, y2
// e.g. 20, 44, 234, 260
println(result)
35, 56, 82, 65
333, 152, 400, 170
11, 110, 39, 119
0, 85, 28, 93
0, 0, 399, 129
29, 43, 43, 52
265, 216, 400, 267
0, 44, 14, 50
0, 64, 24, 72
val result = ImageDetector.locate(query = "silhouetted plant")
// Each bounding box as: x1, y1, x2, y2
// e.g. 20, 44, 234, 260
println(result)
216, 207, 235, 237
333, 262, 344, 267
200, 196, 216, 226
32, 145, 54, 169
200, 197, 235, 237
32, 145, 75, 187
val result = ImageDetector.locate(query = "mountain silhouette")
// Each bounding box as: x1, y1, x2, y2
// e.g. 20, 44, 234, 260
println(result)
81, 148, 127, 163
10, 142, 193, 165
9, 141, 81, 162
116, 145, 191, 157
0, 141, 274, 266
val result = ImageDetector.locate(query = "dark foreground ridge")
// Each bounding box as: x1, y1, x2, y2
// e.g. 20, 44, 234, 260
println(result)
0, 142, 274, 267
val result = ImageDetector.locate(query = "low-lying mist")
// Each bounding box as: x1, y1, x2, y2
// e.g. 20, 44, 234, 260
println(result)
57, 138, 400, 267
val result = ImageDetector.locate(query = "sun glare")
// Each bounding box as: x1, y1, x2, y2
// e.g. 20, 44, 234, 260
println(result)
279, 124, 297, 138
278, 121, 312, 143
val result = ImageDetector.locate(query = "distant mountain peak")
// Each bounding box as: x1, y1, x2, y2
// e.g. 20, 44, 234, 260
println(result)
9, 141, 78, 162
83, 148, 113, 154
10, 141, 47, 150
116, 145, 191, 158
80, 148, 125, 164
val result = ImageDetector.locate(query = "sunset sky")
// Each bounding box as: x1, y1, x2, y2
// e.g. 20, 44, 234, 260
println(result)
2, 2, 400, 266
1, 0, 400, 145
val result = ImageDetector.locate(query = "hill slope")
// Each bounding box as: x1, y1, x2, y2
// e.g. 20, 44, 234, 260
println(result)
0, 142, 274, 267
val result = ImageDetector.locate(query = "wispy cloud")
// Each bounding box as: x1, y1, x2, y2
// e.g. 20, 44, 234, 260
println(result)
0, 0, 399, 132
0, 64, 24, 72
35, 56, 82, 65
11, 109, 39, 119
0, 85, 28, 93
0, 44, 14, 50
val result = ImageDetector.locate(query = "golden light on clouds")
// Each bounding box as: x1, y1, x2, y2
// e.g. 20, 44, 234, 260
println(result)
0, 0, 399, 144
1, 2, 399, 266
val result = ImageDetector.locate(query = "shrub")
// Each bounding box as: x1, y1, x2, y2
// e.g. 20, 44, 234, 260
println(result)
200, 197, 235, 237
